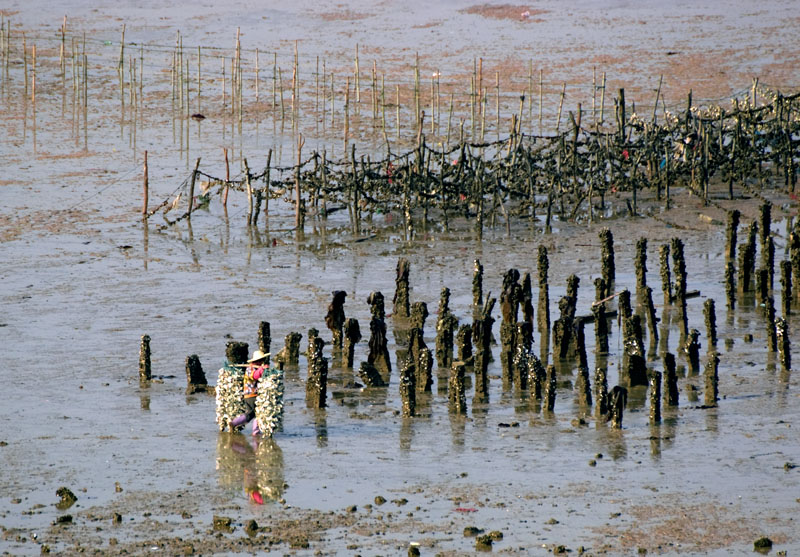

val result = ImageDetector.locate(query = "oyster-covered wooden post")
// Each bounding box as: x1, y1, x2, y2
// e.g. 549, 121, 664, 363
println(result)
575, 365, 592, 407
780, 260, 792, 317
358, 362, 386, 387
704, 353, 720, 407
435, 287, 458, 369
409, 327, 433, 393
325, 290, 347, 350
756, 268, 768, 308
685, 329, 701, 374
763, 236, 775, 291
671, 237, 689, 342
766, 296, 778, 352
659, 244, 673, 307
306, 327, 320, 361
663, 352, 679, 407
274, 332, 302, 367
456, 324, 473, 365
703, 299, 717, 349
621, 313, 647, 387
139, 334, 151, 382
634, 237, 648, 309
410, 301, 428, 331
593, 278, 609, 354
512, 322, 533, 390
258, 321, 271, 365
343, 318, 362, 369
306, 336, 328, 409
473, 297, 496, 403
791, 224, 800, 306
537, 246, 550, 333
367, 291, 392, 378
600, 228, 615, 294
776, 318, 791, 371
725, 209, 740, 263
448, 361, 467, 414
594, 366, 609, 420
528, 354, 545, 401
472, 259, 484, 319
759, 200, 771, 248
185, 354, 208, 394
499, 268, 521, 387
520, 272, 534, 341
544, 364, 557, 412
644, 286, 659, 353
609, 385, 627, 429
649, 371, 661, 423
393, 258, 411, 319
399, 358, 416, 417
738, 222, 757, 296
725, 260, 736, 310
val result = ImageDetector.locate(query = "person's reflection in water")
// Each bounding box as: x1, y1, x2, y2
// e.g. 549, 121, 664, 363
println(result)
216, 433, 285, 504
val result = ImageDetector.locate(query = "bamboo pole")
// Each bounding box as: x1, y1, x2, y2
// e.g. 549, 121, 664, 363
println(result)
344, 75, 350, 152
556, 82, 566, 132
187, 157, 201, 218
495, 71, 500, 140
31, 44, 35, 104
222, 147, 230, 207
142, 150, 149, 215
600, 71, 606, 126
652, 74, 662, 124
23, 32, 27, 99
244, 158, 253, 225
295, 134, 304, 229
538, 69, 543, 134
355, 43, 360, 103
197, 46, 201, 113
396, 84, 400, 141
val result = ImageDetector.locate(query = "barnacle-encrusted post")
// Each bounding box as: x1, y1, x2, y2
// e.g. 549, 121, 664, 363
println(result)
139, 334, 151, 382
393, 257, 411, 319
306, 336, 328, 409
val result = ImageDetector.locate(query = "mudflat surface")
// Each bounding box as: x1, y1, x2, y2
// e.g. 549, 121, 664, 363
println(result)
1, 1, 799, 555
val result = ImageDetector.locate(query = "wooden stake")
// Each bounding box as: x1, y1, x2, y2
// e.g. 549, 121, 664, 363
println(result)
344, 76, 350, 152
355, 43, 360, 103
187, 157, 201, 218
652, 74, 662, 124
31, 44, 35, 104
244, 158, 253, 225
538, 69, 543, 134
142, 150, 149, 215
295, 134, 304, 228
222, 147, 230, 207
556, 83, 566, 132
600, 72, 606, 126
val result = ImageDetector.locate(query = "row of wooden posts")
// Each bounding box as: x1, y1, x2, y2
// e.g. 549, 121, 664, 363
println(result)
144, 85, 799, 236
138, 203, 796, 428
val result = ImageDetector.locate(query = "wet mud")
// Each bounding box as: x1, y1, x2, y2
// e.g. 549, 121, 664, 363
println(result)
2, 1, 800, 555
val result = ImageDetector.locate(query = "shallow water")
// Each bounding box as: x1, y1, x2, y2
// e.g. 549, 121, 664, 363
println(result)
2, 1, 800, 555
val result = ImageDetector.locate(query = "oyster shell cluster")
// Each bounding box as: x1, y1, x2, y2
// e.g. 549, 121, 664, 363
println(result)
255, 368, 284, 438
215, 364, 246, 431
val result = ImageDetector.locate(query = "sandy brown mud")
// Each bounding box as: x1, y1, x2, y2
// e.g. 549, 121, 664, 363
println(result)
2, 1, 800, 555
